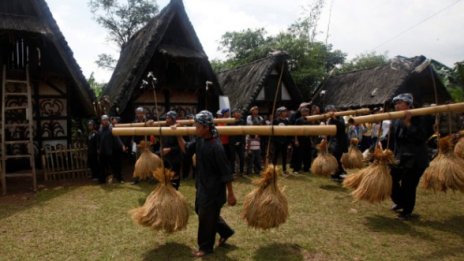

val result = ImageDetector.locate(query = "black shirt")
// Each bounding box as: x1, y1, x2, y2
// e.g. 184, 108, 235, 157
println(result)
388, 116, 430, 169
272, 118, 291, 145
327, 117, 348, 154
99, 125, 124, 156
229, 118, 246, 145
295, 117, 312, 145
185, 137, 233, 209
87, 131, 99, 156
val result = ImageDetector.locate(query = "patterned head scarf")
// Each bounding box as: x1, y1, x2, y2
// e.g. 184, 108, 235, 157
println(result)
392, 93, 414, 106
194, 110, 218, 138
166, 110, 177, 121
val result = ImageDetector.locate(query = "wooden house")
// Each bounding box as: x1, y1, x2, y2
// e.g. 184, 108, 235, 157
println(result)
103, 0, 221, 121
311, 56, 452, 110
217, 52, 303, 116
0, 0, 95, 193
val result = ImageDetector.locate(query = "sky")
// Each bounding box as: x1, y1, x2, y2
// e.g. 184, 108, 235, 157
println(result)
46, 0, 464, 83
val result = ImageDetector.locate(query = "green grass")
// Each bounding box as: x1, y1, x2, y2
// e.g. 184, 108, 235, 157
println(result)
1, 174, 463, 261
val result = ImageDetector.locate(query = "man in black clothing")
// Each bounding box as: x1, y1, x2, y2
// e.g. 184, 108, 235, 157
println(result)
388, 93, 430, 220
272, 106, 291, 174
325, 105, 349, 181
176, 110, 236, 258
160, 111, 182, 190
87, 120, 99, 180
98, 115, 126, 184
293, 107, 312, 173
229, 109, 245, 175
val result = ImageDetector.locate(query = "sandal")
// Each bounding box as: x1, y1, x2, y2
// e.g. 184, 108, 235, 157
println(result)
192, 250, 208, 258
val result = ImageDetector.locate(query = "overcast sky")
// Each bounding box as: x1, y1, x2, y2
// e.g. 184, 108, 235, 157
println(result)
46, 0, 464, 83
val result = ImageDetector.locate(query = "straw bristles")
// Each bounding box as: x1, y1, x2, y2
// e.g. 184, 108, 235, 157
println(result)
130, 168, 189, 233
310, 139, 338, 176
455, 138, 464, 159
341, 138, 364, 169
133, 141, 162, 180
421, 137, 464, 192
342, 169, 364, 189
242, 164, 288, 230
351, 149, 395, 203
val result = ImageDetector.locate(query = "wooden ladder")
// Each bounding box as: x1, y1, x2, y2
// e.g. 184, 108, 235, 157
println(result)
1, 65, 37, 195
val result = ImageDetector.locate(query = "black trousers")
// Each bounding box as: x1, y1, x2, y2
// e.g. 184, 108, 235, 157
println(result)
293, 142, 312, 172
272, 143, 288, 171
230, 143, 245, 173
88, 154, 99, 179
391, 166, 425, 215
165, 159, 181, 190
197, 204, 234, 253
99, 154, 122, 183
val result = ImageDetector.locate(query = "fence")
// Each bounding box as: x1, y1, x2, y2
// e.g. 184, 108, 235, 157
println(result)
42, 144, 90, 180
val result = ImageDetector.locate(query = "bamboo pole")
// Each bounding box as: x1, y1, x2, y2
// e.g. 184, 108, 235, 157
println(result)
350, 102, 464, 125
306, 108, 370, 122
114, 118, 237, 127
112, 125, 337, 137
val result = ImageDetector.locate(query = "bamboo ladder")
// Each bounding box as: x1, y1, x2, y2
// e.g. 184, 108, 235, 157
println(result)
1, 65, 37, 195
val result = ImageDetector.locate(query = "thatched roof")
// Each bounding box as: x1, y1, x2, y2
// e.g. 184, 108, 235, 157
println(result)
312, 56, 451, 109
217, 52, 303, 112
104, 0, 220, 114
0, 0, 95, 116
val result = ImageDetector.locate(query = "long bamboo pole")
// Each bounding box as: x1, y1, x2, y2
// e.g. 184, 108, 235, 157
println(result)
114, 118, 237, 127
306, 108, 370, 122
112, 125, 336, 137
350, 102, 464, 124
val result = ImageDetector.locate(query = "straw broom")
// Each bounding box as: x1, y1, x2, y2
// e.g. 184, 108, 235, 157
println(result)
351, 147, 395, 203
133, 141, 162, 180
130, 168, 189, 233
455, 137, 464, 159
310, 139, 338, 176
242, 164, 288, 229
341, 138, 364, 169
421, 136, 464, 192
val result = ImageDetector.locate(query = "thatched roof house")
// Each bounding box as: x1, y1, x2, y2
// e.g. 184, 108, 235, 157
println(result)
311, 56, 451, 110
0, 0, 95, 148
104, 0, 220, 120
1, 0, 96, 192
217, 52, 303, 115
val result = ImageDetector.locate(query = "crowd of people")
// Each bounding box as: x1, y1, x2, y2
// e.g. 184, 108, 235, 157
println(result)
84, 94, 464, 255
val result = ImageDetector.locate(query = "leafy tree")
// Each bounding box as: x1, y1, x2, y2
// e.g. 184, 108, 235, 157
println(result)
88, 0, 158, 70
434, 60, 464, 102
88, 72, 106, 98
338, 52, 389, 73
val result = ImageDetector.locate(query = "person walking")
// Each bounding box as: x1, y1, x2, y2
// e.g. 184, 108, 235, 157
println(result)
176, 111, 236, 257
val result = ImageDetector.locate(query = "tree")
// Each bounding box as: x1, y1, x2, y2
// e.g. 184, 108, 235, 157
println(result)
433, 60, 464, 102
88, 0, 158, 70
88, 72, 106, 98
338, 52, 389, 73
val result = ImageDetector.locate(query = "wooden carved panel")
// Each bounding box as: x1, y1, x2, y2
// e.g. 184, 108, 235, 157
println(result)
39, 98, 67, 117
40, 120, 67, 139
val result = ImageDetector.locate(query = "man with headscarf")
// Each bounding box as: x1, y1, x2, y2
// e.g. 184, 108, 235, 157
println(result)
176, 110, 236, 257
98, 115, 126, 184
325, 105, 349, 181
387, 93, 430, 220
293, 107, 313, 174
160, 111, 182, 190
272, 106, 291, 174
87, 120, 100, 180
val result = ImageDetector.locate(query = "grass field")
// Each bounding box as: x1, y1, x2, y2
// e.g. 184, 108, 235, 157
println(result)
1, 174, 463, 260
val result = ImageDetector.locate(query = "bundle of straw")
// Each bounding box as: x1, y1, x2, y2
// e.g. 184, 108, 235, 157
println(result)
242, 165, 288, 229
341, 138, 364, 169
455, 137, 464, 159
130, 168, 189, 233
421, 136, 464, 192
351, 148, 395, 203
310, 139, 338, 176
342, 169, 364, 190
133, 141, 162, 180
